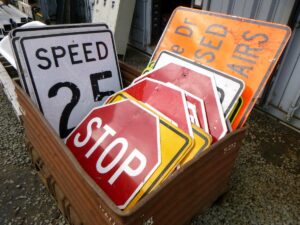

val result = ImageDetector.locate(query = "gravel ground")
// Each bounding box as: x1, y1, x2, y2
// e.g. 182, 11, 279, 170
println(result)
0, 86, 68, 225
192, 110, 300, 225
0, 50, 299, 224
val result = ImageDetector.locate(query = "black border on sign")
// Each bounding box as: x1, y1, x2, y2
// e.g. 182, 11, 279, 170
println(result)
193, 127, 210, 157
151, 7, 291, 128
11, 24, 109, 96
20, 30, 122, 114
108, 93, 191, 196
145, 124, 211, 196
10, 23, 109, 38
229, 97, 243, 123
12, 37, 29, 94
154, 51, 245, 116
145, 119, 190, 195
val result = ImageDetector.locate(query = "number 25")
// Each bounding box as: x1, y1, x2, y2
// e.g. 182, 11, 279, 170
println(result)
48, 71, 116, 138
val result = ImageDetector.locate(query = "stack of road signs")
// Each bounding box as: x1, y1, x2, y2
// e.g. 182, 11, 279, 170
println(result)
67, 56, 241, 210
135, 62, 230, 142
66, 99, 195, 210
66, 73, 213, 210
63, 7, 291, 211
9, 8, 291, 211
105, 79, 212, 164
151, 7, 291, 130
10, 23, 122, 138
64, 8, 291, 210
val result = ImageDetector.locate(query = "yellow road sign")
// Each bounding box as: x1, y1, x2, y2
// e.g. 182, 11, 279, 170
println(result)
142, 61, 156, 75
180, 125, 212, 165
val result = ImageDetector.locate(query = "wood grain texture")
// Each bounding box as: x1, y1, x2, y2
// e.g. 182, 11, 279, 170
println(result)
16, 62, 247, 225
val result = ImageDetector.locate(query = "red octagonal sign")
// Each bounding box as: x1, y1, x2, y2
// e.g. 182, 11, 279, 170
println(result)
66, 100, 161, 209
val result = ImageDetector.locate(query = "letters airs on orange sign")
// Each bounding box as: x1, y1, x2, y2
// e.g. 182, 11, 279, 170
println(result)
152, 7, 291, 129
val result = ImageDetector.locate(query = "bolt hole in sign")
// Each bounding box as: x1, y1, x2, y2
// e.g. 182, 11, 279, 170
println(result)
133, 63, 227, 142
66, 99, 193, 209
17, 29, 122, 139
151, 7, 291, 129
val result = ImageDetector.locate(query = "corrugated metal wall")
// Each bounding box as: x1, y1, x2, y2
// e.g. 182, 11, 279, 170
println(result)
129, 0, 152, 52
201, 0, 296, 25
201, 0, 300, 130
262, 14, 300, 130
130, 0, 297, 51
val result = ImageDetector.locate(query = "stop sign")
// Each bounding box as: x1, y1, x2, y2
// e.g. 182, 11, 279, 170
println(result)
107, 78, 193, 137
133, 63, 227, 142
66, 100, 161, 209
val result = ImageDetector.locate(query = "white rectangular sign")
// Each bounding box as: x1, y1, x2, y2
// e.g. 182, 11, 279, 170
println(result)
19, 30, 122, 138
10, 24, 108, 98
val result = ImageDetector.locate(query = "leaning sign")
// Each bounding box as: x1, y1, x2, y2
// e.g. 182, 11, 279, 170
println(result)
17, 29, 122, 138
151, 7, 291, 130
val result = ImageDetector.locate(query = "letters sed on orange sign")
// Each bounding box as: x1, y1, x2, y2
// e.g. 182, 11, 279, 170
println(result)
152, 7, 291, 129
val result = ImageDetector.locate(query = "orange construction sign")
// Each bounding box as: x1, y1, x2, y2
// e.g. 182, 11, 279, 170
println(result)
151, 7, 291, 129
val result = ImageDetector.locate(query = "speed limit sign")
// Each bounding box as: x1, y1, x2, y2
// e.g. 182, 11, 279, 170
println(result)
18, 29, 122, 138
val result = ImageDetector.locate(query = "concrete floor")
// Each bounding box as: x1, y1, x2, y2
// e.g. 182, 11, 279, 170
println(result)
0, 49, 299, 224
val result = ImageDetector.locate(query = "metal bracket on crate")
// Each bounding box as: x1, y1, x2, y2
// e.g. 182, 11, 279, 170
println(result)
62, 197, 84, 225
34, 156, 44, 172
62, 198, 73, 225
99, 204, 119, 225
46, 175, 57, 199
223, 142, 238, 154
24, 137, 33, 159
143, 217, 154, 225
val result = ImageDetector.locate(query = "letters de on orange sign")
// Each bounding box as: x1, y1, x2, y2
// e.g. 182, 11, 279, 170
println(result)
152, 7, 291, 129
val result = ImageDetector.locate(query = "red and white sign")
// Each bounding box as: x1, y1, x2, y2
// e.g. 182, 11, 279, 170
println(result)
66, 100, 161, 209
166, 83, 208, 133
133, 63, 227, 141
109, 78, 193, 137
185, 91, 209, 133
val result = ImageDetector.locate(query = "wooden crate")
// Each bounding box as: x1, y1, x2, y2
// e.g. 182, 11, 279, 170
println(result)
16, 62, 247, 225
